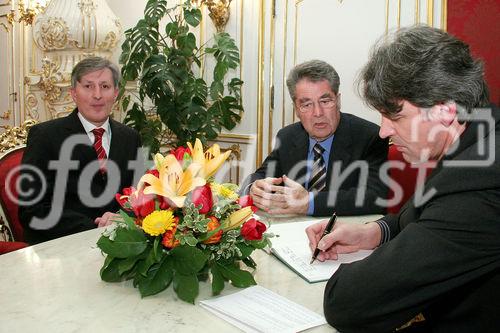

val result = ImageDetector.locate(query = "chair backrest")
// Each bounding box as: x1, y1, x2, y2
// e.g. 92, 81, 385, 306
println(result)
0, 147, 26, 241
0, 119, 37, 242
387, 144, 434, 214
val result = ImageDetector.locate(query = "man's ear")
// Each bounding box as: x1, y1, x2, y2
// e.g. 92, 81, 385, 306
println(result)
336, 92, 341, 111
69, 87, 77, 103
430, 102, 457, 127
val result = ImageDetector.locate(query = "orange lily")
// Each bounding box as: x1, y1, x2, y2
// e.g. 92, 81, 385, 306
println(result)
139, 153, 206, 207
187, 139, 231, 179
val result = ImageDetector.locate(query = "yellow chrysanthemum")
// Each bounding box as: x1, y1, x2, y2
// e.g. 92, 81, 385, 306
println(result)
211, 183, 238, 200
142, 210, 176, 236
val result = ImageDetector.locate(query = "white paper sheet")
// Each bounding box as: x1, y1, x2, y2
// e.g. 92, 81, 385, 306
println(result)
270, 220, 373, 283
200, 285, 326, 333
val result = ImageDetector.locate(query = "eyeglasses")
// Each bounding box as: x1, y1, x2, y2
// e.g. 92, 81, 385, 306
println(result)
296, 97, 336, 113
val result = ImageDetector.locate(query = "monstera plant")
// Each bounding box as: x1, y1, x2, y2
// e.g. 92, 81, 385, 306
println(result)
119, 0, 243, 153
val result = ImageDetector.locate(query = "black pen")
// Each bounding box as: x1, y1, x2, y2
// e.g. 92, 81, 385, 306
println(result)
310, 212, 337, 264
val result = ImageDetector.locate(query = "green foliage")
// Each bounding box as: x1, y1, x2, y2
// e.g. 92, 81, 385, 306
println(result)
216, 262, 256, 288
119, 0, 243, 152
97, 227, 148, 258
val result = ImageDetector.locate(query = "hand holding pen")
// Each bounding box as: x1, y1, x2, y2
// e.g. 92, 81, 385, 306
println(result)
309, 213, 337, 264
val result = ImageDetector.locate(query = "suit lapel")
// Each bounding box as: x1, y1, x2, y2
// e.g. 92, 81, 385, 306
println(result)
63, 109, 96, 164
289, 124, 309, 185
108, 119, 127, 164
326, 113, 352, 186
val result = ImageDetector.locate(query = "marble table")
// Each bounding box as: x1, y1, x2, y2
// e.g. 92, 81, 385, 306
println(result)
0, 214, 380, 332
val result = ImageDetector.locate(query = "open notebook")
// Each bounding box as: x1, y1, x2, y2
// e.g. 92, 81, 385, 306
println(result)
269, 220, 373, 283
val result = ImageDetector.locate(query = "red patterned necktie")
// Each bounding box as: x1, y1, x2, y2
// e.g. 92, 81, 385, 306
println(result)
92, 128, 107, 174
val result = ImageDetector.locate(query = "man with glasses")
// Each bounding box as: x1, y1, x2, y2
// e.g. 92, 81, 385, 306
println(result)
241, 60, 388, 216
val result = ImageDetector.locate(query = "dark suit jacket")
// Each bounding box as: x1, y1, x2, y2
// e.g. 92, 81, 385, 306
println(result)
324, 105, 500, 332
241, 112, 388, 215
19, 109, 143, 244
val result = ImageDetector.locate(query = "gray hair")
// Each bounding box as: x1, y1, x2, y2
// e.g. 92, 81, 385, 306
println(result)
71, 56, 121, 88
286, 60, 340, 101
358, 25, 489, 116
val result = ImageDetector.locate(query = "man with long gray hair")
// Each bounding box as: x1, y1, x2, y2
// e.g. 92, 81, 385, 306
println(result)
19, 56, 143, 244
306, 26, 499, 332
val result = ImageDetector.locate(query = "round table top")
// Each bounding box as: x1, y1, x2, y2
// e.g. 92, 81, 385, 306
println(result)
0, 214, 381, 332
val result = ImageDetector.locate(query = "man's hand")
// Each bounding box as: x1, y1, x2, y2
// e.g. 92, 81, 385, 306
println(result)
305, 220, 381, 261
249, 177, 284, 212
94, 212, 122, 228
250, 175, 309, 215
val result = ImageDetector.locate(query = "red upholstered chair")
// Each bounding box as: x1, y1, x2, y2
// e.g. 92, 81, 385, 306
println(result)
0, 120, 37, 254
386, 144, 434, 214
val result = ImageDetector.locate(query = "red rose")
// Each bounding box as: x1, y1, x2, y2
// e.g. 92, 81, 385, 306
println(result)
203, 216, 223, 244
240, 218, 266, 241
191, 184, 213, 214
130, 189, 155, 218
237, 195, 258, 213
171, 146, 191, 162
115, 187, 135, 210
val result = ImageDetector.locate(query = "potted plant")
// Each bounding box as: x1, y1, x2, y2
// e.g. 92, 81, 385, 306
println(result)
119, 0, 243, 153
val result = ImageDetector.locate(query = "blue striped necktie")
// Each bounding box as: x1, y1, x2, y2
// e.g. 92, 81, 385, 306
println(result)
308, 143, 326, 192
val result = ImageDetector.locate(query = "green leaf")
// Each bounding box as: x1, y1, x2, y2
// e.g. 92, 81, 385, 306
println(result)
236, 243, 255, 258
210, 81, 224, 100
170, 245, 208, 275
97, 227, 147, 258
214, 61, 228, 82
117, 250, 147, 275
217, 262, 256, 288
144, 0, 168, 22
192, 78, 208, 101
152, 235, 163, 259
210, 32, 240, 69
184, 7, 202, 27
228, 77, 243, 99
165, 21, 179, 38
210, 264, 225, 295
138, 256, 174, 297
137, 243, 163, 276
173, 273, 199, 304
177, 32, 197, 56
100, 256, 127, 282
119, 210, 137, 230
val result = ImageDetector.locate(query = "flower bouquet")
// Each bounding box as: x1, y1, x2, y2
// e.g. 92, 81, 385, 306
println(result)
97, 139, 271, 303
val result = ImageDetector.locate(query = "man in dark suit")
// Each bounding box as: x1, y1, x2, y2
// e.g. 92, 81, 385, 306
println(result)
19, 56, 143, 244
306, 26, 500, 332
241, 60, 388, 216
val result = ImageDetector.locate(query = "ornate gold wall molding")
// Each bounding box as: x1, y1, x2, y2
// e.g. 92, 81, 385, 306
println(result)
0, 110, 11, 120
38, 17, 69, 50
38, 57, 66, 104
24, 92, 40, 120
0, 119, 37, 153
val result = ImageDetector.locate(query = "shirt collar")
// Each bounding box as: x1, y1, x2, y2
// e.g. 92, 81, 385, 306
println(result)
308, 135, 334, 155
77, 112, 111, 134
